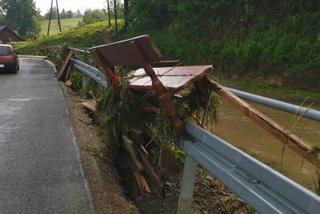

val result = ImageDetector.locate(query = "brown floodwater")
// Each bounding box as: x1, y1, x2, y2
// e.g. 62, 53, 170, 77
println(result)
210, 99, 320, 191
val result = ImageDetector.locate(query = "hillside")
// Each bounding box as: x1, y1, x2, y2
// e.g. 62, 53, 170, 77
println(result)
13, 21, 116, 67
125, 1, 320, 89
40, 18, 82, 35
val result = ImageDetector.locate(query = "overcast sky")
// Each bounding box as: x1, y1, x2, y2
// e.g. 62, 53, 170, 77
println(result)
35, 0, 110, 15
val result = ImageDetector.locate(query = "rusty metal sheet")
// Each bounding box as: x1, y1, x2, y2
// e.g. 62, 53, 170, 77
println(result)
89, 35, 163, 66
129, 65, 213, 90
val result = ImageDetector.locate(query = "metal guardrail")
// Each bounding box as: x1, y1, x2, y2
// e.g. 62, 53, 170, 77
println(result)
71, 58, 109, 88
226, 87, 320, 122
177, 122, 320, 214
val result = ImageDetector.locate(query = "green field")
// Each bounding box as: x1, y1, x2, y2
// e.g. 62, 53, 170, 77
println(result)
41, 18, 82, 35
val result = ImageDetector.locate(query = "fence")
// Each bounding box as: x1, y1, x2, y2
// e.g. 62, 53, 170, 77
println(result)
69, 58, 320, 214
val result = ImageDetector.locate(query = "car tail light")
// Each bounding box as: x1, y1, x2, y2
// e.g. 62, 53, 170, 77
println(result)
8, 55, 15, 63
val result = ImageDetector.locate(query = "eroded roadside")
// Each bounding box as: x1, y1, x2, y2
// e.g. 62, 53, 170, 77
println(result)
60, 85, 139, 214
59, 83, 251, 214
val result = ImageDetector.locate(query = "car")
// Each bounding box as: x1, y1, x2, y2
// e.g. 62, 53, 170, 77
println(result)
0, 44, 19, 73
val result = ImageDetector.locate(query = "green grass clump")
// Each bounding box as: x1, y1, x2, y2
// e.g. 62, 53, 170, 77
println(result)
14, 21, 113, 53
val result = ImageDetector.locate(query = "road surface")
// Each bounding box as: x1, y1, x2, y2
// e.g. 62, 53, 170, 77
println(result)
0, 58, 95, 214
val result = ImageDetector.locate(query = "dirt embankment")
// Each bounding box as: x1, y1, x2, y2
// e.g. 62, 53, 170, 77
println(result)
61, 85, 251, 214
62, 86, 138, 214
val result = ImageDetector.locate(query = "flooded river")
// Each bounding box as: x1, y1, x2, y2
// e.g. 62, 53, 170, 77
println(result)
211, 98, 320, 190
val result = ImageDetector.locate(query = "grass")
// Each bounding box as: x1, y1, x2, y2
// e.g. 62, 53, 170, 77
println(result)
40, 18, 82, 36
14, 21, 114, 52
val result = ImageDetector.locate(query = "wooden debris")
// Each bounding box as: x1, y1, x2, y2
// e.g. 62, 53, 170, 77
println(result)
134, 171, 151, 194
122, 135, 144, 171
208, 79, 317, 165
57, 50, 74, 81
81, 99, 97, 112
65, 79, 73, 87
138, 149, 164, 196
140, 145, 149, 156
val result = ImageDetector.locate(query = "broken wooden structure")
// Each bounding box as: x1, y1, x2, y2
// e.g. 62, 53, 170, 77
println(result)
57, 34, 318, 197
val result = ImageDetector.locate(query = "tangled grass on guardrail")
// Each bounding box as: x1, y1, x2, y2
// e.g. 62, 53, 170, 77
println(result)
69, 65, 219, 171
94, 75, 219, 168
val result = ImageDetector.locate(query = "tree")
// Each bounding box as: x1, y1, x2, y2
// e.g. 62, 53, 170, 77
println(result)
82, 9, 106, 24
44, 7, 58, 19
75, 9, 82, 18
113, 0, 118, 33
66, 10, 73, 19
106, 0, 111, 26
129, 0, 177, 29
124, 0, 129, 30
0, 0, 41, 37
60, 9, 66, 19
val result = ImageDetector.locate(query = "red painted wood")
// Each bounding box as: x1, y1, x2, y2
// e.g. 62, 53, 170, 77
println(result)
129, 66, 213, 90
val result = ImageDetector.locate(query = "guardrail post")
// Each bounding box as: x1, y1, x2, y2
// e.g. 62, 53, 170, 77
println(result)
82, 75, 89, 90
177, 155, 197, 214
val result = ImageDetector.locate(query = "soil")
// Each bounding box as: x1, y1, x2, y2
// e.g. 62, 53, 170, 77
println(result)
61, 85, 182, 214
62, 85, 139, 214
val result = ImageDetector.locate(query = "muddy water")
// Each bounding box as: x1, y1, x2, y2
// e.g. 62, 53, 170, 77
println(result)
211, 99, 320, 190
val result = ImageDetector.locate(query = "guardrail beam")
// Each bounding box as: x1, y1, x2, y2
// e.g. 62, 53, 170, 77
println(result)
226, 87, 320, 122
71, 58, 109, 88
178, 122, 320, 214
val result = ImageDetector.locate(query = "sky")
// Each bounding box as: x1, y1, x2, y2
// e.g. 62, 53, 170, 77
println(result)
35, 0, 108, 15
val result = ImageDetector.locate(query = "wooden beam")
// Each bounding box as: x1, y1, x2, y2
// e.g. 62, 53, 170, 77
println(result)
57, 50, 74, 81
122, 135, 144, 171
208, 80, 317, 165
138, 149, 164, 196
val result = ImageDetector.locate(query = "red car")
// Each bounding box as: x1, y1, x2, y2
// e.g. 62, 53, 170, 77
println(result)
0, 44, 19, 73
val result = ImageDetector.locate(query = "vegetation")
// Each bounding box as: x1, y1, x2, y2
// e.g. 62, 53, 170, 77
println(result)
0, 0, 41, 37
43, 8, 83, 20
123, 0, 320, 89
81, 9, 109, 25
40, 18, 82, 35
13, 21, 118, 66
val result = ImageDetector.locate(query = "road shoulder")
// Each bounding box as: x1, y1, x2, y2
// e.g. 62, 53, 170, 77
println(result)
60, 85, 139, 214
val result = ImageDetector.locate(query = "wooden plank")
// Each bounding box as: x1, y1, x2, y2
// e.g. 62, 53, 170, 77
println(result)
122, 135, 144, 171
134, 171, 152, 194
138, 149, 164, 196
81, 100, 97, 112
129, 66, 213, 91
65, 79, 73, 87
208, 80, 317, 165
57, 50, 74, 81
151, 60, 181, 67
89, 35, 163, 66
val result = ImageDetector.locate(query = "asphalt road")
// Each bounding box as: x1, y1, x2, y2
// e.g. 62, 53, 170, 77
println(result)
0, 58, 95, 214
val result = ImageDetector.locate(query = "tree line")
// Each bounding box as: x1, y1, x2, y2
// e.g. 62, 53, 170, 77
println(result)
44, 8, 83, 20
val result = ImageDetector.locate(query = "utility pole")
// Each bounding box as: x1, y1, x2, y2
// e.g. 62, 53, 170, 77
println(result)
47, 0, 54, 36
47, 0, 62, 36
124, 0, 129, 31
113, 0, 118, 34
56, 0, 62, 32
107, 0, 111, 27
